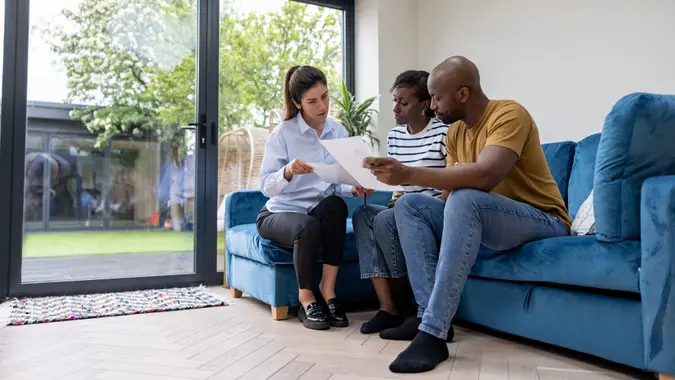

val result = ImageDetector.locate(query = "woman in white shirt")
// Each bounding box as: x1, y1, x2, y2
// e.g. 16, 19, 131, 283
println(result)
258, 65, 370, 331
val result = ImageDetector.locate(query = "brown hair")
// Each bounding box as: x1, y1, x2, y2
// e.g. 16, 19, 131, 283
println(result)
283, 65, 328, 121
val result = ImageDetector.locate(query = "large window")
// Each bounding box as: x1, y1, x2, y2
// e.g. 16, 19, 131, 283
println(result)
0, 0, 354, 296
18, 0, 198, 283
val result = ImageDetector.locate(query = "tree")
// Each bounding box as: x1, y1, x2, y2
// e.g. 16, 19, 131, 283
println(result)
43, 0, 343, 158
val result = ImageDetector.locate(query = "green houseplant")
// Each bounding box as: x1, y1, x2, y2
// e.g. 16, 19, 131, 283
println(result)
331, 79, 379, 149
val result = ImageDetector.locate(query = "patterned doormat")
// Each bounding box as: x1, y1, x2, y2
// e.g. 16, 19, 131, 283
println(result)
5, 286, 228, 326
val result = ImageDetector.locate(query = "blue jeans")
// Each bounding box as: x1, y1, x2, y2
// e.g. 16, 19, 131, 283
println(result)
353, 205, 407, 279
394, 189, 569, 340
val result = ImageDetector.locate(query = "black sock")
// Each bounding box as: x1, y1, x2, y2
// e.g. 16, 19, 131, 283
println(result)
389, 331, 449, 373
360, 310, 404, 334
379, 317, 421, 340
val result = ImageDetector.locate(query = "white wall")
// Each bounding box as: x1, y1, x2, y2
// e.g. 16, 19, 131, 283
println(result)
416, 0, 675, 143
355, 0, 419, 154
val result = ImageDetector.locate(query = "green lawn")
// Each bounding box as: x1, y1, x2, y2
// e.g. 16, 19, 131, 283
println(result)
24, 231, 226, 257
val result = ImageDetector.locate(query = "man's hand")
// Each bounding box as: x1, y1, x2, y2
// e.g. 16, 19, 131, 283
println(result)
283, 159, 313, 180
352, 186, 374, 197
363, 157, 411, 186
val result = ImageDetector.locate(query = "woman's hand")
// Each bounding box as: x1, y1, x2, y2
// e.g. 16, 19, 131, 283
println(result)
388, 191, 404, 208
352, 186, 373, 197
436, 190, 450, 202
283, 159, 313, 180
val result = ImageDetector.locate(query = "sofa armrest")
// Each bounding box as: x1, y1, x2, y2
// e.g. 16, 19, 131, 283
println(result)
640, 176, 675, 375
225, 190, 269, 229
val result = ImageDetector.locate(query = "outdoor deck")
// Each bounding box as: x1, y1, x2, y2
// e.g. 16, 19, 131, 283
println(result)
21, 252, 225, 283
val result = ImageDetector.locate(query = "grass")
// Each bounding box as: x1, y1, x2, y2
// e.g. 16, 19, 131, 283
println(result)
23, 231, 226, 258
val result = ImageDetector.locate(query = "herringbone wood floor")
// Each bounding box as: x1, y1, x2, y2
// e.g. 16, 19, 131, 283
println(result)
0, 287, 645, 380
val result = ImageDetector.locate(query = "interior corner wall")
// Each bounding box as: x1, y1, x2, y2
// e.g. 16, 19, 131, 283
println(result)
417, 0, 675, 143
355, 0, 419, 154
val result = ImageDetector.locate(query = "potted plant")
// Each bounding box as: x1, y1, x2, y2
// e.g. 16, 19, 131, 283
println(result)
331, 79, 379, 149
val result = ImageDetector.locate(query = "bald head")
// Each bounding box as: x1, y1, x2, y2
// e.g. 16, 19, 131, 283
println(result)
430, 56, 481, 93
427, 56, 487, 125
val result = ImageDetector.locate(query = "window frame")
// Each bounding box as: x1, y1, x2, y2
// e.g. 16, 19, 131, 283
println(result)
292, 0, 355, 93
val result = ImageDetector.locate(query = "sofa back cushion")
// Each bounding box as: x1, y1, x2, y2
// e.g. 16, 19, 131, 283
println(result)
594, 92, 675, 242
541, 141, 576, 207
567, 134, 601, 219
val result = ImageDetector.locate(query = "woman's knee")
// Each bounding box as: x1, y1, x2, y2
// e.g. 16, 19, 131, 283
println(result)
322, 195, 348, 217
352, 205, 381, 229
373, 207, 396, 230
293, 217, 322, 243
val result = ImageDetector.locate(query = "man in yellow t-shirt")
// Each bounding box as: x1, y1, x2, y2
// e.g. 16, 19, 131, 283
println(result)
363, 56, 571, 374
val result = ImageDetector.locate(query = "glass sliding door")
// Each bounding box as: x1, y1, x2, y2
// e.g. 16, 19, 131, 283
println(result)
3, 0, 220, 296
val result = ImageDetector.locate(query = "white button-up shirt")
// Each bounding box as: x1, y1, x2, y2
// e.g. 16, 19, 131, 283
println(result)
259, 113, 355, 214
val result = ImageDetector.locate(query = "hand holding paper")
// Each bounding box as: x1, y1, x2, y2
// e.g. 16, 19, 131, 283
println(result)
318, 137, 403, 192
308, 162, 360, 187
362, 156, 412, 186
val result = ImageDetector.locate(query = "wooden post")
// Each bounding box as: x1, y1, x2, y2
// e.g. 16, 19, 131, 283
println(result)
271, 306, 289, 321
230, 288, 242, 298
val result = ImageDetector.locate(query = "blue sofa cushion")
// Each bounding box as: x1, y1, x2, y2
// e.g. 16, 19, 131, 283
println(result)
567, 134, 601, 219
227, 219, 360, 265
542, 141, 576, 206
471, 235, 641, 293
594, 92, 675, 242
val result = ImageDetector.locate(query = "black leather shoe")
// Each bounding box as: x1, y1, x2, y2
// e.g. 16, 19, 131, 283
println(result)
298, 302, 330, 330
326, 298, 349, 327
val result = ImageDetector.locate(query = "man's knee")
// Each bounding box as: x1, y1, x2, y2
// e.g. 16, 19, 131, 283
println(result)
393, 193, 428, 212
445, 189, 482, 205
444, 189, 482, 216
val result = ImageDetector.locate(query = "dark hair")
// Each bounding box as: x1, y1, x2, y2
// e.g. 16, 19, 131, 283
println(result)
283, 65, 328, 121
390, 70, 434, 118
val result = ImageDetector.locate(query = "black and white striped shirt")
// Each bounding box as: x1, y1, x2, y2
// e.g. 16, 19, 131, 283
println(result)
387, 119, 448, 197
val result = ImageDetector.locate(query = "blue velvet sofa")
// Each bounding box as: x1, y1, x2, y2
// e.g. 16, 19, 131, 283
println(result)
457, 92, 675, 377
225, 92, 675, 376
224, 190, 392, 319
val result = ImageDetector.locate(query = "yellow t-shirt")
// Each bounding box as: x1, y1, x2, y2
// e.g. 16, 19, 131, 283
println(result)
446, 100, 572, 229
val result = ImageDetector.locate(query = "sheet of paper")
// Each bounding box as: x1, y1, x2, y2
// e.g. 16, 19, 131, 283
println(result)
309, 163, 361, 187
319, 137, 403, 192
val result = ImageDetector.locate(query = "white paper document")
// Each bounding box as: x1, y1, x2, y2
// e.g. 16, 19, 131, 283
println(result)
318, 137, 403, 192
309, 163, 360, 187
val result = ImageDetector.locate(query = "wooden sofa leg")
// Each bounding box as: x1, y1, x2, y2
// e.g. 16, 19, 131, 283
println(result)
230, 288, 242, 298
660, 374, 675, 380
271, 306, 289, 320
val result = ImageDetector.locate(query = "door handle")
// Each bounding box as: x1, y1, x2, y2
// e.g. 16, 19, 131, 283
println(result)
182, 113, 207, 149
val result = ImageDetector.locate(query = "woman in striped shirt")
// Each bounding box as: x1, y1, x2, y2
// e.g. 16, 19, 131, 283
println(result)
353, 70, 449, 335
